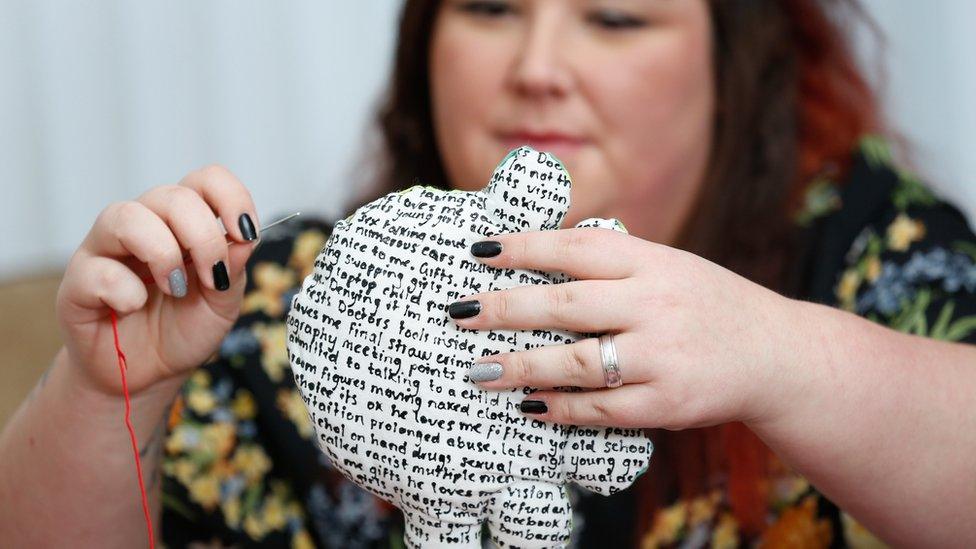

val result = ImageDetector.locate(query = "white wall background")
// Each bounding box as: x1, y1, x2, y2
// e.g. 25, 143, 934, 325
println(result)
0, 1, 401, 280
858, 0, 976, 218
1, 1, 973, 280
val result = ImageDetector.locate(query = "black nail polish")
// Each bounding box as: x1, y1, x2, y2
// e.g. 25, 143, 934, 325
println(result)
520, 400, 548, 414
471, 240, 502, 258
239, 213, 257, 241
212, 261, 230, 291
448, 300, 481, 319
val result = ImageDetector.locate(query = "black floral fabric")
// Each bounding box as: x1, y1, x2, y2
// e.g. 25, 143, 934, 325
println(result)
160, 221, 404, 548
160, 137, 976, 548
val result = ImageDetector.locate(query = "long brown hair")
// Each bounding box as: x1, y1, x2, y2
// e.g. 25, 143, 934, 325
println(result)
352, 0, 880, 541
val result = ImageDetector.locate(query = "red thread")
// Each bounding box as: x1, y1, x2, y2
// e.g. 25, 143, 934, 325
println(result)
109, 309, 156, 549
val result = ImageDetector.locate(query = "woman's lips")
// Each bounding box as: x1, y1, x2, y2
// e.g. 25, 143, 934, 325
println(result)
498, 132, 589, 159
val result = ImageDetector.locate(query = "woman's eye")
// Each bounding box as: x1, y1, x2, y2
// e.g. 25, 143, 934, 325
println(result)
587, 9, 647, 30
457, 0, 515, 18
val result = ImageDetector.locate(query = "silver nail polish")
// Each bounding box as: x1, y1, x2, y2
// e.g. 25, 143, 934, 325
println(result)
468, 362, 503, 382
169, 269, 187, 298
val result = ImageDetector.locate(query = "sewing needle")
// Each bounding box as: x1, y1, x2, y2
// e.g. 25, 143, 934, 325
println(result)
139, 211, 302, 286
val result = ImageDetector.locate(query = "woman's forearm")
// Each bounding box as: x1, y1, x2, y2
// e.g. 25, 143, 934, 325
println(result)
0, 347, 185, 546
750, 300, 976, 546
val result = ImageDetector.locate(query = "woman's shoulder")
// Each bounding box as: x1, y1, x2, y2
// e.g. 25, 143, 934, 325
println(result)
798, 136, 976, 343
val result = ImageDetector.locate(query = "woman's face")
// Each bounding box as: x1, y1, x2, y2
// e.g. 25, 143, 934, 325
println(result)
430, 0, 715, 244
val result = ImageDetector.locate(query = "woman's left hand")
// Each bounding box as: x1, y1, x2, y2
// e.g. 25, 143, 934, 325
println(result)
448, 227, 800, 430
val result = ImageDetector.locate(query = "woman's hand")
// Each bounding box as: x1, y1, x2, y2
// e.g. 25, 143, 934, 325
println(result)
56, 165, 260, 398
448, 227, 798, 430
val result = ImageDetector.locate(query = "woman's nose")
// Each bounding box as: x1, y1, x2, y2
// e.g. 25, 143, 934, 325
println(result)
508, 12, 573, 100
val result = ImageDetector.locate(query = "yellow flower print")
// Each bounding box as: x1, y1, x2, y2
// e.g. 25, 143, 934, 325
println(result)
166, 424, 201, 455
263, 496, 287, 531
837, 269, 862, 310
202, 422, 237, 461
190, 370, 211, 388
642, 500, 687, 548
865, 256, 882, 283
232, 444, 273, 483
886, 213, 926, 252
164, 457, 198, 485
243, 262, 296, 317
232, 389, 257, 420
243, 512, 269, 540
189, 475, 221, 510
292, 529, 316, 549
222, 496, 242, 529
688, 490, 720, 526
252, 323, 290, 382
187, 388, 217, 416
210, 457, 235, 481
290, 230, 327, 280
278, 388, 313, 438
711, 512, 739, 549
285, 499, 305, 524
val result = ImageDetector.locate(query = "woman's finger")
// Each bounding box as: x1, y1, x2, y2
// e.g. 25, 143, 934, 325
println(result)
80, 201, 188, 297
448, 280, 633, 332
178, 164, 259, 243
137, 185, 231, 292
517, 384, 653, 428
470, 227, 645, 279
468, 331, 642, 389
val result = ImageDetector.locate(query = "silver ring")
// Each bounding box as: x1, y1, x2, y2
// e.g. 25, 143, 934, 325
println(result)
598, 333, 623, 388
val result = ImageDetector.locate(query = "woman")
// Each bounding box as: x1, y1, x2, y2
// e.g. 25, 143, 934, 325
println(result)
2, 0, 975, 546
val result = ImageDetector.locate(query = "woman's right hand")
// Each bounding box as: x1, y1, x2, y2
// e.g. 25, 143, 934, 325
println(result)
56, 165, 260, 398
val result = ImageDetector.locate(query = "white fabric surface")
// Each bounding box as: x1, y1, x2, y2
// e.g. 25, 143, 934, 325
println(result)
287, 147, 653, 547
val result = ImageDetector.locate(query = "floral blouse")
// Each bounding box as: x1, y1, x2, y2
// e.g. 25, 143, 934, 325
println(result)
160, 137, 976, 548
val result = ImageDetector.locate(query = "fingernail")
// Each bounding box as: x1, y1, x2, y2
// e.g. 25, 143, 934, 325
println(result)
520, 400, 548, 414
471, 240, 502, 258
168, 269, 187, 298
448, 300, 481, 319
212, 261, 230, 291
239, 213, 257, 241
468, 362, 503, 382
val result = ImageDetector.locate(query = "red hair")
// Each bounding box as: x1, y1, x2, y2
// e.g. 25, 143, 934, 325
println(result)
793, 0, 881, 197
